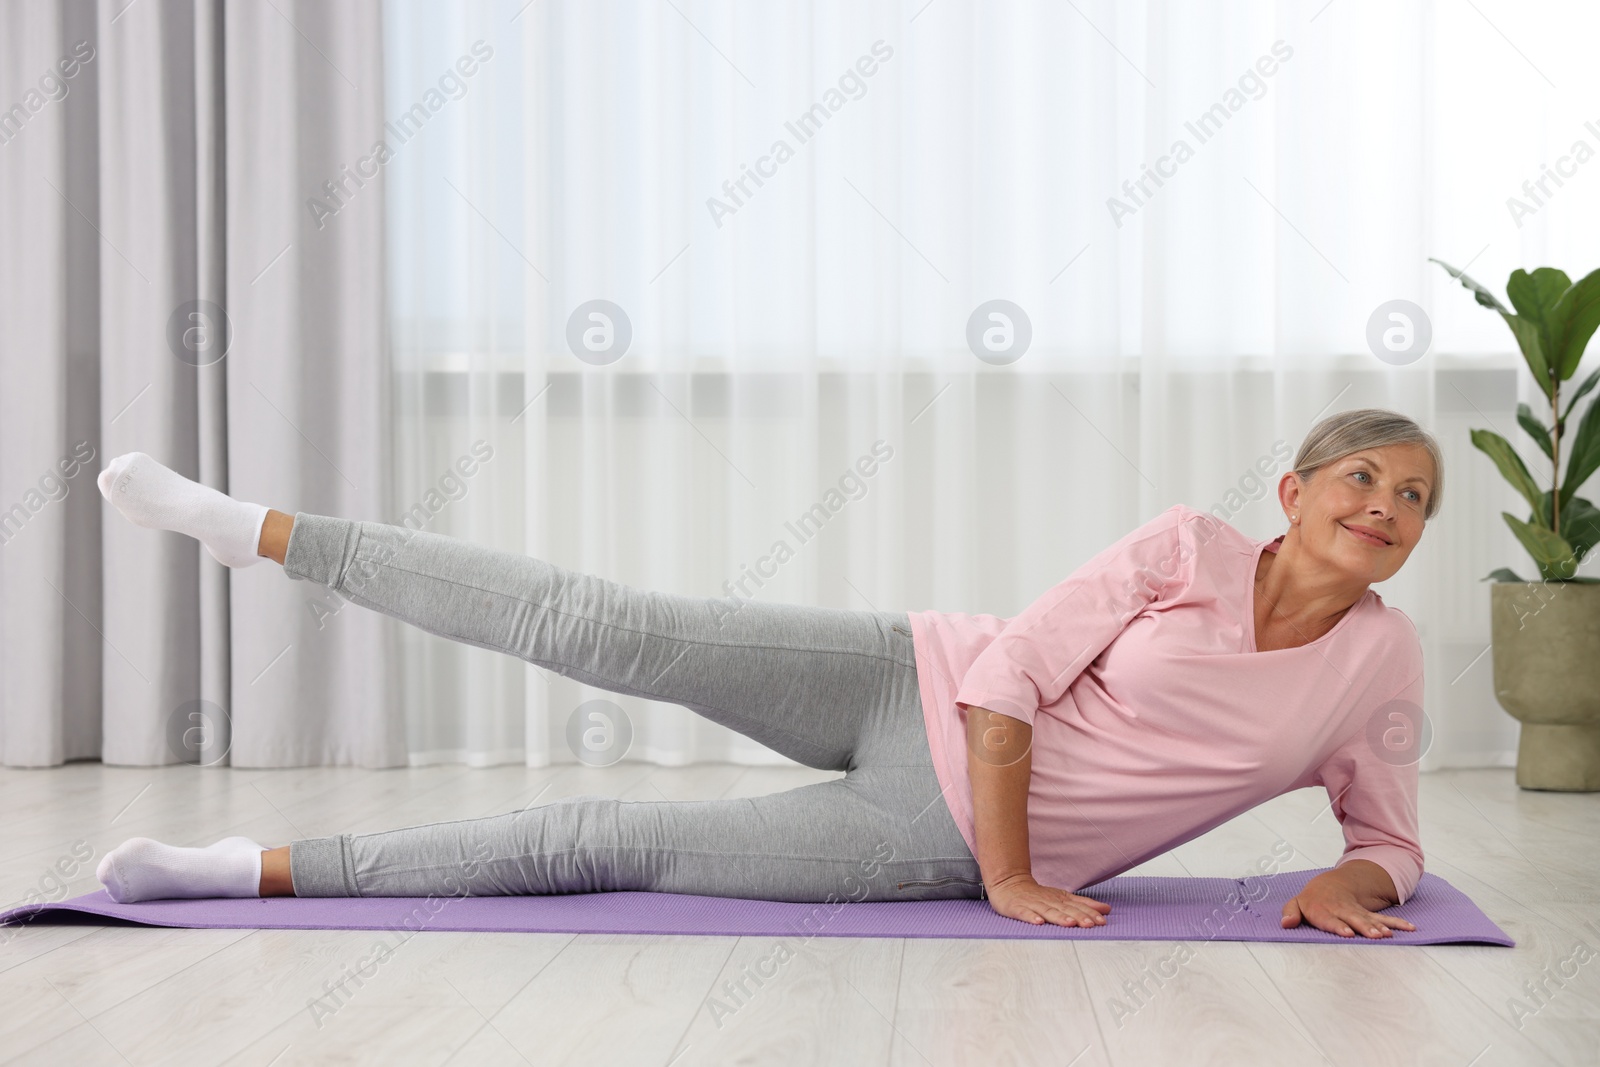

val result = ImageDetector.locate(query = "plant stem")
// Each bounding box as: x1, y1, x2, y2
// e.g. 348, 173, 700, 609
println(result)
1552, 374, 1562, 537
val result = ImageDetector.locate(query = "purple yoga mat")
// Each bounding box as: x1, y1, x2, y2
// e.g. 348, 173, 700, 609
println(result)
0, 867, 1511, 945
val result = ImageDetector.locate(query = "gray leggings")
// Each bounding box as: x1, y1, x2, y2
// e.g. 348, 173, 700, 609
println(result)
281, 513, 983, 902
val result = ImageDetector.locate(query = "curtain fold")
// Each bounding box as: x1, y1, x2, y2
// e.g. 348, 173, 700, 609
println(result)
0, 0, 395, 768
0, 0, 104, 765
221, 0, 398, 767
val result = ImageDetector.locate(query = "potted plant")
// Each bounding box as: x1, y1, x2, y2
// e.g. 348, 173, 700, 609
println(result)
1432, 259, 1600, 791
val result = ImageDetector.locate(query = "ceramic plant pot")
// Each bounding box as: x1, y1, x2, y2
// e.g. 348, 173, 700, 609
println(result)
1490, 581, 1600, 791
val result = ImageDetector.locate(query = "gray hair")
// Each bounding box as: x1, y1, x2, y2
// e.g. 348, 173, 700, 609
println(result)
1292, 408, 1443, 521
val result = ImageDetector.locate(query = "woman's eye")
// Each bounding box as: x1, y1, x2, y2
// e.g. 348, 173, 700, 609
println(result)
1355, 470, 1420, 503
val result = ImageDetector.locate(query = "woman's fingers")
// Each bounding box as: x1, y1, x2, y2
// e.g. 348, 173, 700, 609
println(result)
1046, 891, 1108, 917
1281, 894, 1417, 938
1346, 910, 1417, 938
988, 882, 1113, 929
1038, 908, 1092, 927
999, 900, 1092, 928
1060, 893, 1109, 925
1036, 896, 1107, 928
1282, 872, 1424, 940
1036, 895, 1100, 921
1317, 906, 1416, 938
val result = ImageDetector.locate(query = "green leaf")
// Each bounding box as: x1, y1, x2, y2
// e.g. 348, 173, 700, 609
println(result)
1561, 392, 1600, 509
1556, 495, 1600, 565
1508, 268, 1572, 384
1472, 428, 1547, 516
1483, 567, 1527, 582
1503, 311, 1553, 388
1430, 259, 1552, 385
1502, 512, 1578, 580
1562, 365, 1600, 423
1431, 258, 1510, 313
1507, 267, 1573, 317
1546, 267, 1600, 381
1518, 401, 1553, 460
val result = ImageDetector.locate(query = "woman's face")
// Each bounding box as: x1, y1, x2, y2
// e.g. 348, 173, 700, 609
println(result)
1286, 443, 1433, 585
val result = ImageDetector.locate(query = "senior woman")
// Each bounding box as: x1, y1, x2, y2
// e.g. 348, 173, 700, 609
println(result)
93, 407, 1437, 940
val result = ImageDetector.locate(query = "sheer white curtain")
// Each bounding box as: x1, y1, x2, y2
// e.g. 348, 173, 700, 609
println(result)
381, 0, 1600, 770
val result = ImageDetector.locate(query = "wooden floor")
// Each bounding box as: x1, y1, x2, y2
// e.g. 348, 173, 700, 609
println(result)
0, 761, 1594, 1067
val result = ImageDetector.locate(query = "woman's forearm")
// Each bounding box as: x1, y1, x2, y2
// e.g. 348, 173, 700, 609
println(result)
964, 705, 1036, 891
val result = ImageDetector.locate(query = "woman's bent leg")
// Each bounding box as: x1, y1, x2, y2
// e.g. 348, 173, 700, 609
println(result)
289, 679, 978, 903
281, 513, 917, 770
289, 770, 979, 904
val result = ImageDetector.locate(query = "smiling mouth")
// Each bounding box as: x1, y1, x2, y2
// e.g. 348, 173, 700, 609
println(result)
1341, 523, 1391, 547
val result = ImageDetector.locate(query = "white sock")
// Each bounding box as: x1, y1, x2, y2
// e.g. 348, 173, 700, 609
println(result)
97, 452, 270, 568
96, 836, 267, 903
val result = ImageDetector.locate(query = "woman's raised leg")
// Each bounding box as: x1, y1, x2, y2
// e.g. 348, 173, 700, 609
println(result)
276, 511, 919, 772
96, 453, 918, 772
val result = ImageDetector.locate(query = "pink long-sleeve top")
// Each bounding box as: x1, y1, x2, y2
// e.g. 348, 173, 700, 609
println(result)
908, 503, 1426, 904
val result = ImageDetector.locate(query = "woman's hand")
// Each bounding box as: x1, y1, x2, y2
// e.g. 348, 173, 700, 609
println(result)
985, 872, 1111, 928
1280, 869, 1417, 939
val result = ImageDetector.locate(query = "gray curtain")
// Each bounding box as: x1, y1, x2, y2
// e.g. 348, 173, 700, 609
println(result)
0, 0, 402, 768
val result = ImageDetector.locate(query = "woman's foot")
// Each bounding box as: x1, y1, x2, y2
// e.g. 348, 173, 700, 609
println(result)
96, 836, 268, 902
96, 451, 271, 568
